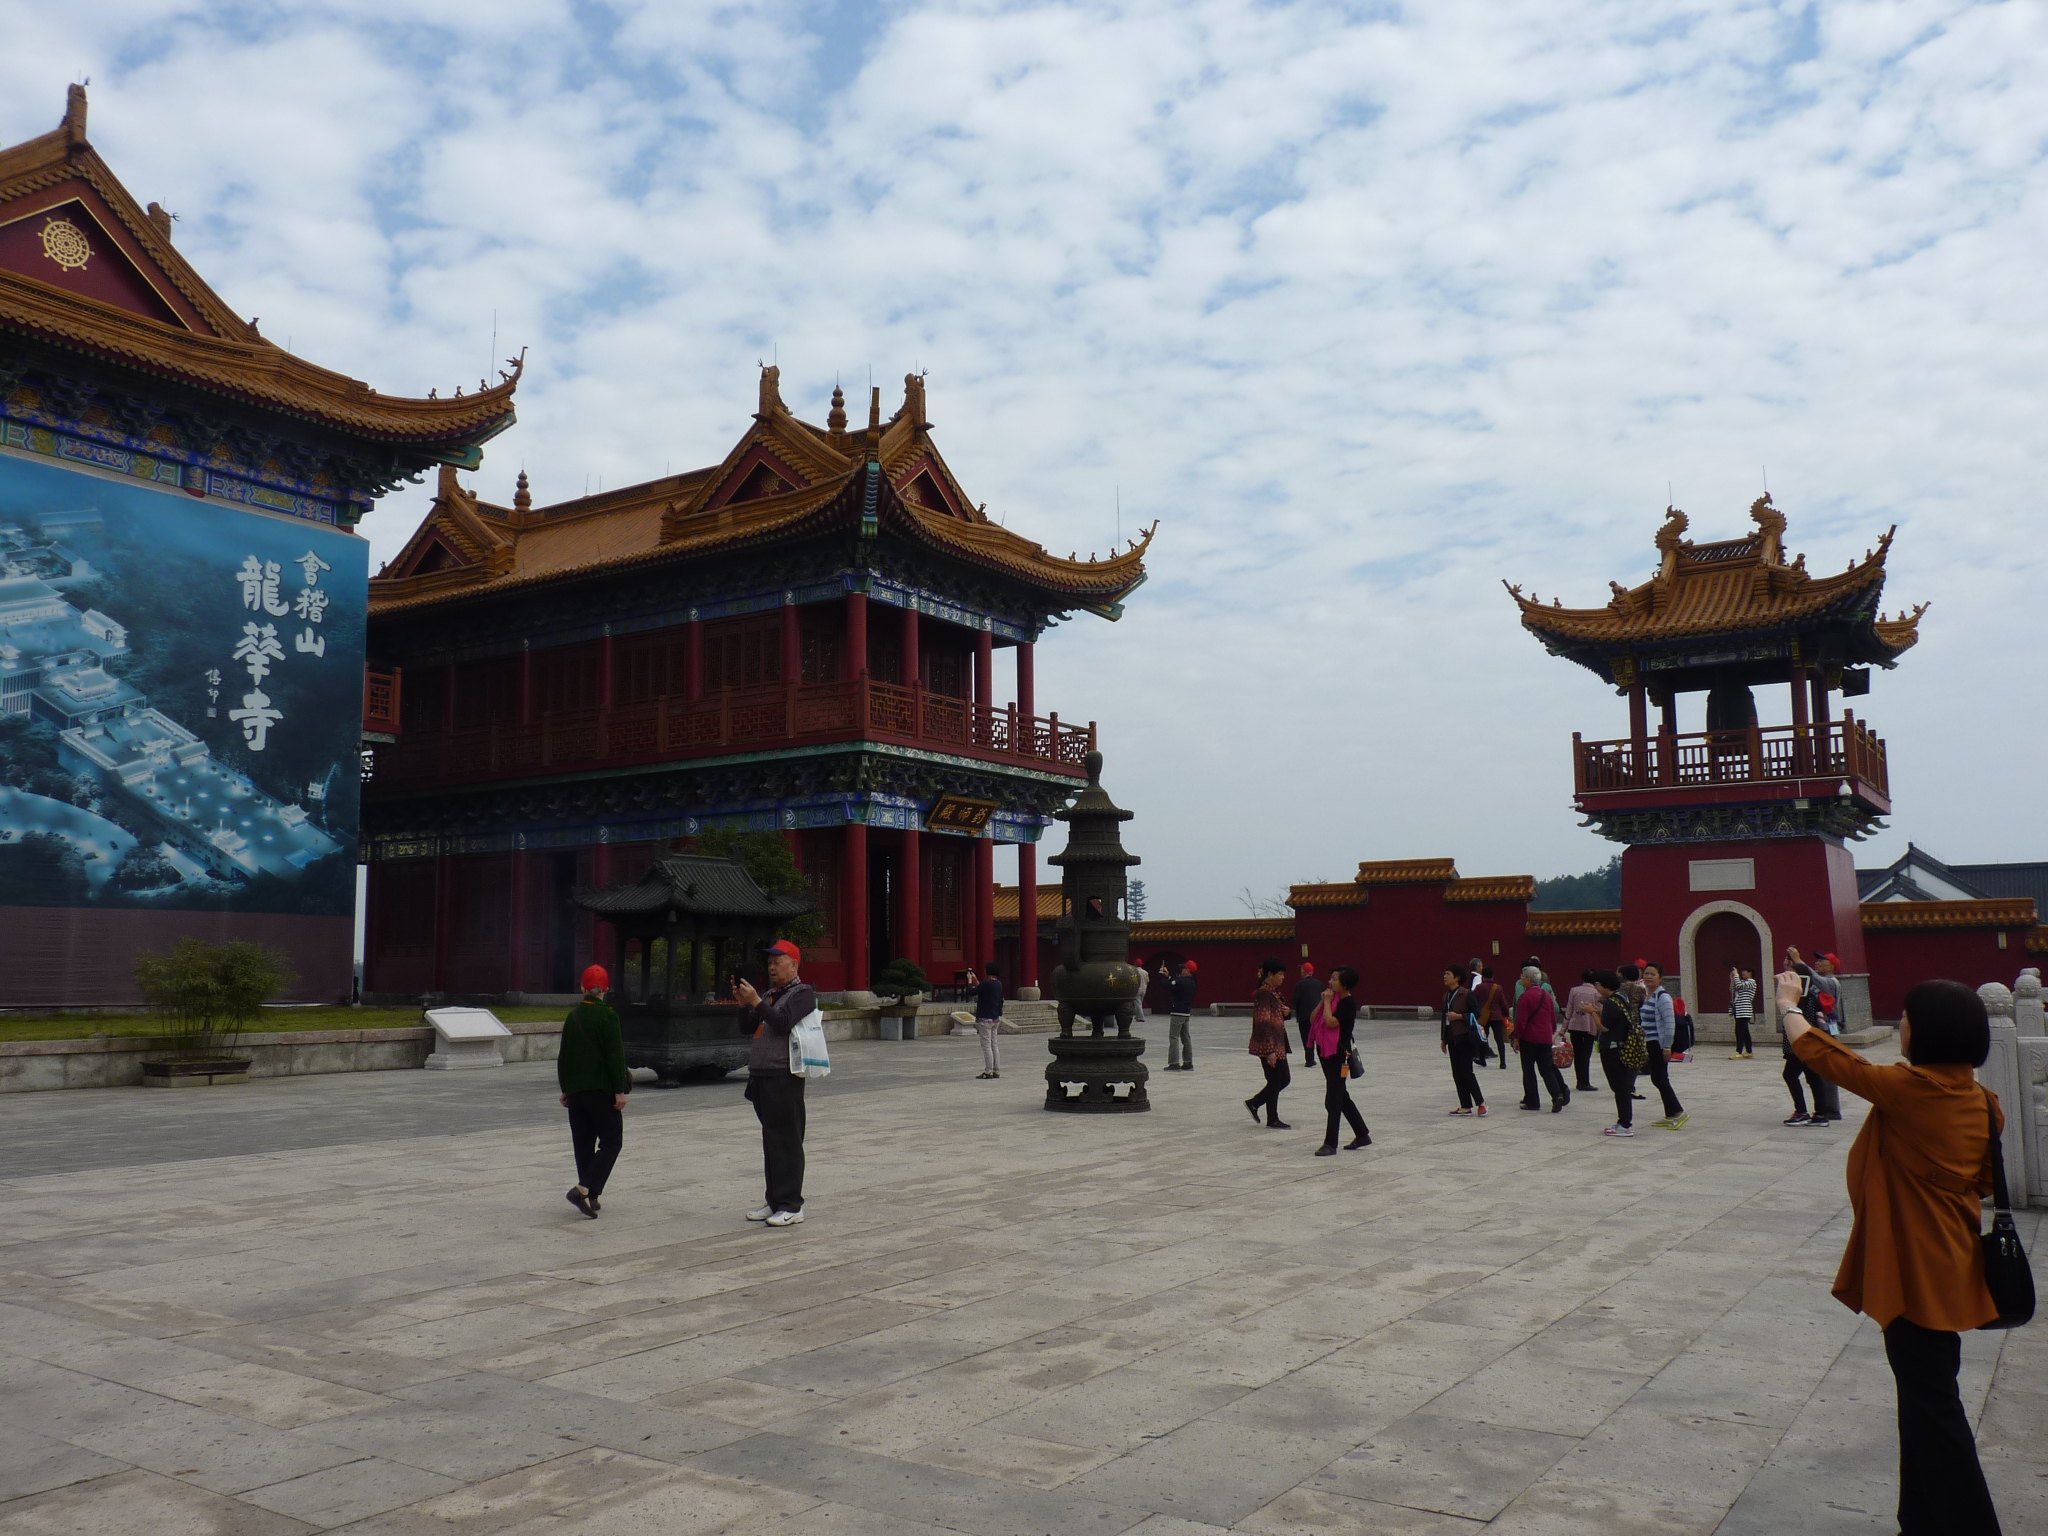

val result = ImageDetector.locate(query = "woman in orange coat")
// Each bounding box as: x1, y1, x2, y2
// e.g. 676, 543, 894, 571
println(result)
1785, 979, 2006, 1536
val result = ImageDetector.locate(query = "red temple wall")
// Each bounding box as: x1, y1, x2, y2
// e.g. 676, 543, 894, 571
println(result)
1620, 838, 1869, 978
1861, 928, 2025, 1020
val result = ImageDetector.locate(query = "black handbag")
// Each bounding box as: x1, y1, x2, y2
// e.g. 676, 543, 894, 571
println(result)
1980, 1089, 2034, 1331
1345, 1047, 1365, 1081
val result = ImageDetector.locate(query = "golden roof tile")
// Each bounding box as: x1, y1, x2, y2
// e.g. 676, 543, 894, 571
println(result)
1446, 875, 1537, 904
1507, 496, 1923, 661
1357, 858, 1460, 886
1524, 908, 1623, 938
1859, 899, 2036, 932
1289, 882, 1369, 909
1130, 918, 1294, 944
991, 884, 1063, 923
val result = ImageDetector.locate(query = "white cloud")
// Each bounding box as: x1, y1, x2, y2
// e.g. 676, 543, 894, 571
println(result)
4, 0, 2044, 915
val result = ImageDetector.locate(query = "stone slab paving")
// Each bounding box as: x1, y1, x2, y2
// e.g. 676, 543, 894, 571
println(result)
0, 1015, 2042, 1534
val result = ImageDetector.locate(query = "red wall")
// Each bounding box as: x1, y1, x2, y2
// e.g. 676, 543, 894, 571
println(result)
1621, 838, 1868, 977
1132, 939, 1288, 1009
1294, 887, 1536, 1008
1862, 928, 2024, 1020
0, 907, 353, 1007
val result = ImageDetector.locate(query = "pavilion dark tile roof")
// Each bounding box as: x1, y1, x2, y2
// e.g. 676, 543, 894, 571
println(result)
574, 856, 814, 921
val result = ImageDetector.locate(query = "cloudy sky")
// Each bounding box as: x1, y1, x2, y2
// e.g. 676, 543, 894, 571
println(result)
6, 1, 2043, 918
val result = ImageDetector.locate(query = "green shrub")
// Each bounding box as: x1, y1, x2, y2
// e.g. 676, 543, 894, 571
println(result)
134, 938, 296, 1058
872, 958, 929, 1004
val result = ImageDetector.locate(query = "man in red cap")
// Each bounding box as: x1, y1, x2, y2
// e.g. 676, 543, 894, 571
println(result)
734, 939, 815, 1226
558, 965, 628, 1218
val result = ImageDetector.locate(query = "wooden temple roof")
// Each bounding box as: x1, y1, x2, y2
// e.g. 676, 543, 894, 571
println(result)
370, 368, 1154, 617
1506, 496, 1925, 682
0, 88, 518, 458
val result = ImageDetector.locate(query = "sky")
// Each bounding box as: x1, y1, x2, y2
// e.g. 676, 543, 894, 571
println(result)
5, 1, 2044, 919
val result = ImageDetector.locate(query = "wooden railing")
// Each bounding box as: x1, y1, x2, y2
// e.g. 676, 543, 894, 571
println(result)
363, 669, 402, 735
1574, 715, 1888, 798
367, 676, 1095, 790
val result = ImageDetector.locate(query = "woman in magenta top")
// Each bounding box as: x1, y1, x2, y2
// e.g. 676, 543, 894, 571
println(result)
1513, 964, 1571, 1113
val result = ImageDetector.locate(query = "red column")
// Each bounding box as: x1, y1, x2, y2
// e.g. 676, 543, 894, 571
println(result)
591, 841, 614, 974
431, 851, 452, 991
1811, 672, 1833, 767
846, 592, 868, 679
518, 646, 533, 725
901, 604, 921, 686
685, 618, 704, 701
1790, 665, 1812, 774
1626, 681, 1646, 782
1016, 640, 1035, 720
781, 602, 801, 684
1656, 692, 1677, 786
974, 630, 994, 706
507, 847, 528, 994
599, 633, 615, 706
843, 821, 870, 991
1016, 841, 1039, 990
898, 827, 922, 977
973, 836, 995, 971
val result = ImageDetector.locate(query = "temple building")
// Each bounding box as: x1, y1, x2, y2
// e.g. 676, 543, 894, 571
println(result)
360, 368, 1149, 998
0, 88, 511, 1004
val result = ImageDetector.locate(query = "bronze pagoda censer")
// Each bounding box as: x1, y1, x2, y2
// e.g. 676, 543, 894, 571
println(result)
1045, 749, 1149, 1112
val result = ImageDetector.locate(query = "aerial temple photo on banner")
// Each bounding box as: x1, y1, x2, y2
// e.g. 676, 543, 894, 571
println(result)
0, 449, 367, 979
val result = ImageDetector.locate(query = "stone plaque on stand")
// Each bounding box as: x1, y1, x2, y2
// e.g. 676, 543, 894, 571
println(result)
424, 1007, 511, 1070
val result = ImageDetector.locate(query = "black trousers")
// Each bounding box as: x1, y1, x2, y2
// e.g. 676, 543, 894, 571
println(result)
1884, 1319, 2002, 1535
1640, 1042, 1683, 1119
1320, 1053, 1367, 1145
1447, 1037, 1485, 1108
1486, 1019, 1508, 1066
1599, 1040, 1636, 1127
1519, 1040, 1568, 1107
1783, 1047, 1842, 1118
1249, 1057, 1290, 1124
1568, 1031, 1596, 1090
745, 1070, 806, 1213
564, 1091, 623, 1198
1733, 1015, 1754, 1053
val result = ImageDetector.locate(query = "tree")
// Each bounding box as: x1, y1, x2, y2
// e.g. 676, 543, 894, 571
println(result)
1236, 886, 1290, 918
111, 847, 181, 892
0, 831, 89, 906
1531, 855, 1623, 911
871, 958, 929, 1004
134, 938, 296, 1058
688, 827, 826, 947
1126, 879, 1148, 922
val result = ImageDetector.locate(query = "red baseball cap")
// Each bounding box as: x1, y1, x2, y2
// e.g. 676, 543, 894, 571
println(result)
1183, 960, 1198, 974
761, 939, 802, 965
1301, 961, 1315, 975
580, 965, 609, 993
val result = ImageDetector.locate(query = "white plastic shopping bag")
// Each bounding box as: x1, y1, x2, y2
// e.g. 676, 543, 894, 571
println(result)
787, 1008, 831, 1079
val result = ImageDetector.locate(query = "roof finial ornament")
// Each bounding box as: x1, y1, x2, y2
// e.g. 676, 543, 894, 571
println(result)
827, 384, 847, 439
513, 470, 531, 512
62, 82, 87, 146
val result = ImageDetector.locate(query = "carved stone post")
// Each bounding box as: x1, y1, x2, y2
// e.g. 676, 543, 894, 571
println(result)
1978, 981, 2028, 1208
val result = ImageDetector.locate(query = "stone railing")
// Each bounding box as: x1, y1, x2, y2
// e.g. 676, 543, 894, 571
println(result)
1977, 970, 2046, 1208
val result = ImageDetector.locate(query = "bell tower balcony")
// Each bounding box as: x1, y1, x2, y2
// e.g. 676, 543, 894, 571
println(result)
1573, 713, 1890, 844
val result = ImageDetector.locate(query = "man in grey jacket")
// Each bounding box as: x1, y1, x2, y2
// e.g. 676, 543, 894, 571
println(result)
1636, 963, 1689, 1129
1163, 961, 1199, 1070
734, 940, 815, 1227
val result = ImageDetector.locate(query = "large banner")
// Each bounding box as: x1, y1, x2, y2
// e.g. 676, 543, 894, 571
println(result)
0, 449, 366, 922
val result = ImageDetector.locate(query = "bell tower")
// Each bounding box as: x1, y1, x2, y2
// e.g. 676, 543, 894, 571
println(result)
1508, 497, 1925, 1026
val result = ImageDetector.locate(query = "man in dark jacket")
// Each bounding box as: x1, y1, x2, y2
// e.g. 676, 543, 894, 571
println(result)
1293, 962, 1323, 1066
971, 964, 1005, 1079
558, 964, 628, 1218
735, 939, 815, 1227
1163, 960, 1199, 1070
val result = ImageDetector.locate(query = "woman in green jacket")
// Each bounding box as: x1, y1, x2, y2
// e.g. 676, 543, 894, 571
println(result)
558, 964, 629, 1217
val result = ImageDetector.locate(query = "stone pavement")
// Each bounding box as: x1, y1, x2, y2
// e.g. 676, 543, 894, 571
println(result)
0, 1015, 2042, 1534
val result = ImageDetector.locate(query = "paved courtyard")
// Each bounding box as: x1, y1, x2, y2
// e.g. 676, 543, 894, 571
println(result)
1, 1015, 2043, 1535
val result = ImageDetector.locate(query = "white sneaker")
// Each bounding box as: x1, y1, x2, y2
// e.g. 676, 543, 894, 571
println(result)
745, 1205, 773, 1221
1603, 1124, 1635, 1137
764, 1209, 805, 1228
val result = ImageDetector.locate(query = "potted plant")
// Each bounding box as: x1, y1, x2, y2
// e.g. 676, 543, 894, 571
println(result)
134, 938, 295, 1087
872, 958, 929, 1040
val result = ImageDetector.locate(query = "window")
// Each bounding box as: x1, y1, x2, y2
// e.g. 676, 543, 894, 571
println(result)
928, 841, 966, 959
401, 666, 447, 733
453, 657, 519, 729
616, 627, 689, 704
532, 641, 602, 716
799, 830, 840, 955
800, 611, 842, 684
923, 646, 967, 699
703, 616, 780, 691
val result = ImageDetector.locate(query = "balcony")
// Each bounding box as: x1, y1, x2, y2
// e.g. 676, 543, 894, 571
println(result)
365, 677, 1095, 792
1574, 715, 1889, 807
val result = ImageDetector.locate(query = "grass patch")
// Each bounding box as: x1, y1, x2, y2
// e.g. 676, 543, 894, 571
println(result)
0, 1004, 569, 1045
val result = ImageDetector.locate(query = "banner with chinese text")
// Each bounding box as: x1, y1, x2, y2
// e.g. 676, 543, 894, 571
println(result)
0, 448, 366, 919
